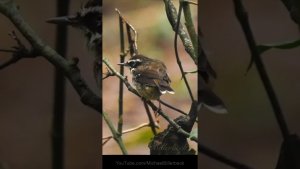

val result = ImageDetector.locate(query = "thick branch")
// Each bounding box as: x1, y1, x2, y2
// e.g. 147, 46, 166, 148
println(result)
182, 0, 198, 57
0, 0, 100, 113
102, 112, 128, 154
163, 0, 197, 64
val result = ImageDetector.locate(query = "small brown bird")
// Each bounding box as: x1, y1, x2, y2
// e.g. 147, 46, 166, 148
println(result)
119, 54, 175, 101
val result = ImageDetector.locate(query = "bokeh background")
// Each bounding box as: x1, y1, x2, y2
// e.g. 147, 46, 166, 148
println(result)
0, 1, 100, 169
0, 0, 300, 168
102, 0, 198, 154
199, 0, 300, 169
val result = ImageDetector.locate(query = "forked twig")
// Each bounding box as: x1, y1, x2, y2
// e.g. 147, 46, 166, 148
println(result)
102, 122, 159, 145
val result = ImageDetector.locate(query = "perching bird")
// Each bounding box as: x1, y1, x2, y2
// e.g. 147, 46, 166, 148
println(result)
118, 54, 175, 101
47, 0, 102, 84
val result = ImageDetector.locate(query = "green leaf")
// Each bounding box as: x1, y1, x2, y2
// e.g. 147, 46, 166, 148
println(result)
257, 39, 300, 54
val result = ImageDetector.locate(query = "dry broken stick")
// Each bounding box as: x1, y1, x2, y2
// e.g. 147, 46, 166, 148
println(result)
115, 8, 138, 56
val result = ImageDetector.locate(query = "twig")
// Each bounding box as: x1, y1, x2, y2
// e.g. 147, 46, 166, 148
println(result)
159, 99, 188, 116
233, 0, 290, 140
174, 2, 195, 102
102, 68, 115, 80
102, 137, 111, 146
143, 101, 158, 135
0, 0, 100, 113
117, 10, 126, 135
0, 53, 24, 69
0, 31, 38, 70
184, 69, 197, 75
147, 100, 198, 143
102, 122, 159, 141
102, 112, 128, 154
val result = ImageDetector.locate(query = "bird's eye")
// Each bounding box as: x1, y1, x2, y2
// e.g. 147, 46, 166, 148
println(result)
127, 59, 142, 68
128, 61, 136, 67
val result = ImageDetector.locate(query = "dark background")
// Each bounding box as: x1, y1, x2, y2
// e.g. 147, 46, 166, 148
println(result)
0, 1, 100, 169
199, 0, 300, 169
0, 0, 299, 169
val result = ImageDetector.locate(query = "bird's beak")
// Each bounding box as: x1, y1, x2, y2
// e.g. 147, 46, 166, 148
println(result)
46, 15, 78, 25
118, 62, 127, 66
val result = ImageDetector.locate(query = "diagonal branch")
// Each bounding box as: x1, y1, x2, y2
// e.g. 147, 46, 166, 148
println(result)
174, 2, 195, 102
0, 0, 100, 113
163, 0, 197, 64
233, 0, 290, 140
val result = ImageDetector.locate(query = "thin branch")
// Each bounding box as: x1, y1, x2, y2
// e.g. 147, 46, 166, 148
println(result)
159, 99, 188, 116
184, 69, 197, 75
102, 68, 115, 80
174, 2, 195, 102
102, 137, 111, 146
147, 100, 198, 143
143, 101, 158, 135
103, 122, 159, 141
102, 112, 128, 154
233, 0, 290, 140
0, 0, 100, 113
117, 10, 126, 135
0, 31, 38, 70
0, 53, 26, 69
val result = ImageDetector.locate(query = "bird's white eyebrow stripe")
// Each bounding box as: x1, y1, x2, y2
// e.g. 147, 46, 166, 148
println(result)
128, 59, 142, 63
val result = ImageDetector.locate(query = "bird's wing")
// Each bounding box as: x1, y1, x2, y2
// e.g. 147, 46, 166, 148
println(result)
133, 69, 174, 94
